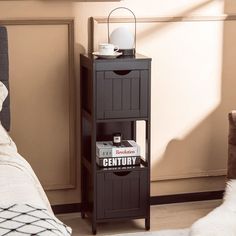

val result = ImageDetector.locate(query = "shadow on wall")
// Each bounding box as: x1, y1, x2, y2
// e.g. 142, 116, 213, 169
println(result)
153, 112, 229, 180
154, 11, 236, 185
148, 0, 236, 189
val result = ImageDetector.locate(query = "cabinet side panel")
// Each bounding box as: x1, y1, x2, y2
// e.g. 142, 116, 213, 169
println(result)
81, 66, 93, 114
96, 173, 105, 219
82, 116, 92, 162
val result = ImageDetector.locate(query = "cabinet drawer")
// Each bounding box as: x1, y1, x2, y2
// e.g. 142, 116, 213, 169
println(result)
96, 70, 149, 119
96, 170, 148, 220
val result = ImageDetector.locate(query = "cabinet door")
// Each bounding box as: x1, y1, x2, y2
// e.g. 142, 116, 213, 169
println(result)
97, 170, 148, 219
96, 70, 149, 119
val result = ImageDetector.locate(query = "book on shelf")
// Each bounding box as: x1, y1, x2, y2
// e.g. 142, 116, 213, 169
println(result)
96, 140, 140, 158
96, 155, 141, 167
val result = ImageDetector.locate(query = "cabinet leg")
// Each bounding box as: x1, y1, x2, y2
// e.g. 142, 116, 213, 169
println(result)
145, 217, 150, 231
81, 211, 85, 219
92, 222, 97, 235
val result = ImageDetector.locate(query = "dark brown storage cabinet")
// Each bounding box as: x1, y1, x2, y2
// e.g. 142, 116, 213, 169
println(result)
80, 54, 151, 234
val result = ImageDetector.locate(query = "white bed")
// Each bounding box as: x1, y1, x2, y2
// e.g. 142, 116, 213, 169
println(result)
0, 134, 51, 210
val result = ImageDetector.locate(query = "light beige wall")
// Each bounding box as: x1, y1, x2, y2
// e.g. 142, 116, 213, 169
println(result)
5, 21, 78, 205
0, 0, 235, 204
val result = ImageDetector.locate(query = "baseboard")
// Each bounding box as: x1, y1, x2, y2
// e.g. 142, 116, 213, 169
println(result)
150, 190, 224, 205
52, 190, 224, 214
52, 203, 81, 215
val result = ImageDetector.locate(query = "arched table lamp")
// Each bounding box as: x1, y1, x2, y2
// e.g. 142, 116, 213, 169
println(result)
107, 7, 136, 56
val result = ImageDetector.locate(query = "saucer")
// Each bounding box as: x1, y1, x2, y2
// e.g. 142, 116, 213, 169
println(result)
92, 51, 122, 59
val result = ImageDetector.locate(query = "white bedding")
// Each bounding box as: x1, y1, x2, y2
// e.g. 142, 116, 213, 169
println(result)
0, 124, 51, 212
0, 146, 52, 212
0, 128, 72, 235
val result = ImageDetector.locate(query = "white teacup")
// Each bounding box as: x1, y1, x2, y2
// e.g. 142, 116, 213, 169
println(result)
99, 43, 119, 55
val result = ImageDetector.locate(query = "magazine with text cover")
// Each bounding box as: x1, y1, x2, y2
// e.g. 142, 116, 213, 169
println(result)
96, 140, 140, 158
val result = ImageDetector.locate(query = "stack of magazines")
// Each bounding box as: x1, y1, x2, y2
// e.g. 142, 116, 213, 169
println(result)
96, 140, 141, 167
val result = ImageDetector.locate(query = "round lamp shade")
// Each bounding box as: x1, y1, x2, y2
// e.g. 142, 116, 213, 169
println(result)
110, 26, 134, 50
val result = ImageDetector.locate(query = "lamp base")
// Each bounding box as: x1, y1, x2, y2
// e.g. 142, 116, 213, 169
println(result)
119, 48, 135, 57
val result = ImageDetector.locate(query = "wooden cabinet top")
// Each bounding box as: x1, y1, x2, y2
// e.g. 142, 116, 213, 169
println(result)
81, 53, 151, 71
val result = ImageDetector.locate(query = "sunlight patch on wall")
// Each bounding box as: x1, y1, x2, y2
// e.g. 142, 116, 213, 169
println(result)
139, 20, 224, 177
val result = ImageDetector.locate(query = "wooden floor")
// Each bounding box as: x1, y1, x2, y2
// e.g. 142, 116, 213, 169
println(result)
57, 200, 222, 236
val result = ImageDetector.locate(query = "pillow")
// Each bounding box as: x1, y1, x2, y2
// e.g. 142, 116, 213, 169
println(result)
0, 82, 11, 145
